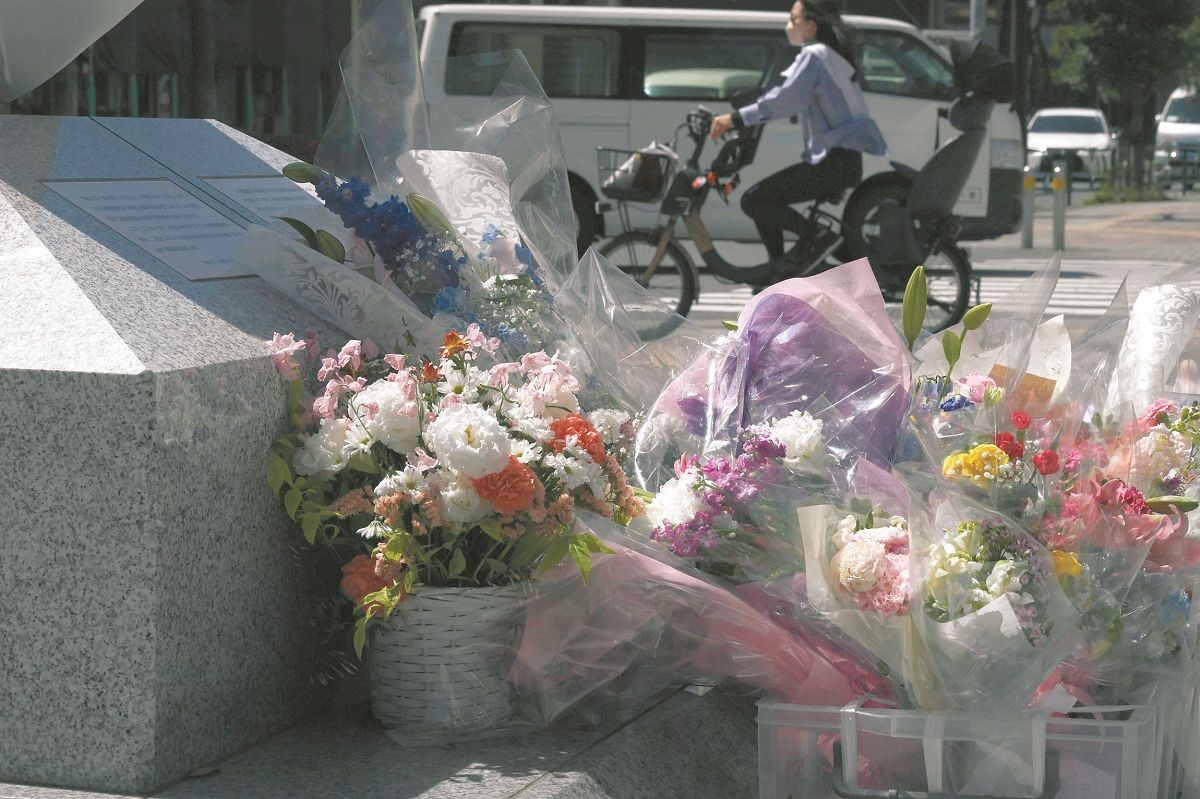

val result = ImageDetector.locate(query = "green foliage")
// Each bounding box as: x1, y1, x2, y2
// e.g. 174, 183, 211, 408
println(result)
282, 161, 323, 185
942, 329, 962, 372
721, 320, 739, 331
961, 303, 992, 332
901, 266, 927, 351
408, 193, 459, 241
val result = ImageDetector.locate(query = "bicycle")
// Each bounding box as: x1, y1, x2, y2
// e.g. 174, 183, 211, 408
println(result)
596, 105, 976, 340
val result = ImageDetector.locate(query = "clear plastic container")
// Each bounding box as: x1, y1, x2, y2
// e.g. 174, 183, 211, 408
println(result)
758, 700, 1158, 799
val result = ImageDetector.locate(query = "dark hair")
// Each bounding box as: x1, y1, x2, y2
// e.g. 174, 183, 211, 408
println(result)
799, 0, 860, 78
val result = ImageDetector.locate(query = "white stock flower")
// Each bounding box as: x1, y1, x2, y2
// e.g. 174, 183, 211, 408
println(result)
293, 417, 358, 476
769, 411, 824, 470
1129, 427, 1193, 486
832, 539, 887, 593
985, 559, 1027, 600
588, 409, 633, 445
645, 473, 703, 528
351, 380, 421, 455
437, 472, 491, 524
424, 403, 512, 478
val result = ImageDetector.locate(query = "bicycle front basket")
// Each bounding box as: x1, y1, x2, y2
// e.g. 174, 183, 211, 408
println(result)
597, 147, 675, 203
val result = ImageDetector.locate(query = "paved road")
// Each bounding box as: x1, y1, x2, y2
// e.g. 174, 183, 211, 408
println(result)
662, 193, 1200, 337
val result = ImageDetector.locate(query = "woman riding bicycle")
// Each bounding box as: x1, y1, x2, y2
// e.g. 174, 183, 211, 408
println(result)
709, 0, 888, 267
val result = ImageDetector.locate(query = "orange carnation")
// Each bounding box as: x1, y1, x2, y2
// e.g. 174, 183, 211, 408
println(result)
550, 413, 606, 463
472, 456, 538, 516
340, 554, 391, 613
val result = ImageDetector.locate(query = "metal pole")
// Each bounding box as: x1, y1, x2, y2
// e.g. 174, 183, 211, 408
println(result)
1052, 165, 1067, 251
1021, 165, 1035, 249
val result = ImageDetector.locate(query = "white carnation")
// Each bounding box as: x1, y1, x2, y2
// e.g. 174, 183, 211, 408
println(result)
436, 472, 491, 524
424, 404, 512, 478
351, 380, 421, 455
293, 417, 359, 476
769, 411, 824, 471
645, 472, 703, 528
832, 539, 886, 593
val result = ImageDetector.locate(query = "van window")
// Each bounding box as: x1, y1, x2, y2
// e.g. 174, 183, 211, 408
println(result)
641, 29, 779, 100
447, 23, 621, 98
858, 29, 955, 101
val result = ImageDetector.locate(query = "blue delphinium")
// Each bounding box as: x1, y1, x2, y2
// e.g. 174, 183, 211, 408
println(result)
939, 393, 974, 412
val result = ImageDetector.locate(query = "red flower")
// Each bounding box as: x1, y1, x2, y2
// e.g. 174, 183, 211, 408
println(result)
1012, 411, 1031, 430
550, 413, 606, 463
420, 361, 440, 383
994, 432, 1025, 460
1033, 450, 1060, 476
473, 456, 539, 516
340, 555, 391, 613
440, 330, 469, 358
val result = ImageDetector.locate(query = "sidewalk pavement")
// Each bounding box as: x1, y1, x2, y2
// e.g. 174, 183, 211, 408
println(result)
969, 195, 1200, 266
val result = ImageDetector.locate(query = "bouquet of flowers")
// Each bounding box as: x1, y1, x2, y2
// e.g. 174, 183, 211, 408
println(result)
266, 326, 644, 658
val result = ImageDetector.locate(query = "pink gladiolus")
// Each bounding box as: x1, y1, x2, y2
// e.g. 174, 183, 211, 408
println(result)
311, 381, 342, 419
317, 355, 340, 382
337, 340, 363, 373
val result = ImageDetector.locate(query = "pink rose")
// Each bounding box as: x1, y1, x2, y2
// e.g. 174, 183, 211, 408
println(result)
1137, 399, 1178, 430
956, 373, 998, 404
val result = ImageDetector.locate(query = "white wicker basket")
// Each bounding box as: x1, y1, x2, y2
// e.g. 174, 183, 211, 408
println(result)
368, 584, 526, 732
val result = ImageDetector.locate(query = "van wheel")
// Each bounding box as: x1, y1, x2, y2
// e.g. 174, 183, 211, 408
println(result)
572, 187, 598, 256
842, 179, 911, 261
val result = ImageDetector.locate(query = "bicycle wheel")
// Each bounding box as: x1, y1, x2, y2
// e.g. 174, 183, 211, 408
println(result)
920, 242, 971, 332
598, 230, 696, 341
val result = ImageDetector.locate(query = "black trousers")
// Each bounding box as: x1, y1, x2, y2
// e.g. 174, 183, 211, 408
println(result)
740, 147, 863, 259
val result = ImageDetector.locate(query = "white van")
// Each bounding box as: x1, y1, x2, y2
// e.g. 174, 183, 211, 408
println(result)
417, 4, 1024, 252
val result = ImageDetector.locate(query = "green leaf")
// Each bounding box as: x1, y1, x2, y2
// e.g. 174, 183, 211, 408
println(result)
385, 536, 407, 558
537, 536, 572, 576
347, 450, 380, 475
478, 518, 505, 543
278, 217, 319, 250
483, 558, 509, 575
942, 329, 962, 370
284, 488, 302, 519
1147, 495, 1200, 513
901, 266, 927, 350
353, 616, 368, 659
282, 161, 323, 185
301, 512, 321, 545
315, 229, 346, 263
448, 548, 467, 576
407, 193, 459, 241
721, 320, 739, 331
578, 531, 613, 555
267, 454, 292, 494
569, 539, 592, 583
961, 303, 992, 331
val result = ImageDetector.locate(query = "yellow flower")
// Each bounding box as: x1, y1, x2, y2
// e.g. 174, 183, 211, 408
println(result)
944, 444, 1009, 486
1051, 549, 1083, 578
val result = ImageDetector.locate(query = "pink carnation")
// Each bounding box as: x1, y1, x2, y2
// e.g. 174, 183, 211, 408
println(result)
852, 554, 910, 617
1137, 399, 1178, 430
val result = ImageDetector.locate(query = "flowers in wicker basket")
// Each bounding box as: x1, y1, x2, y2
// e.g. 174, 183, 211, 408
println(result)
267, 326, 644, 657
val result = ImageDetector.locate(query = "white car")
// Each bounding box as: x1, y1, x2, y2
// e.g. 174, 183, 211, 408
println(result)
1026, 108, 1117, 186
1155, 87, 1200, 188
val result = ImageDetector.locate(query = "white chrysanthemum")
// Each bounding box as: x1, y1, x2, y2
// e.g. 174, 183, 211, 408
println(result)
438, 362, 485, 403
356, 520, 390, 540
511, 440, 545, 464
374, 465, 428, 497
645, 471, 704, 528
424, 403, 512, 478
769, 411, 824, 470
545, 451, 604, 493
506, 406, 554, 443
437, 472, 491, 524
588, 408, 633, 445
294, 417, 357, 476
832, 539, 886, 593
351, 380, 421, 455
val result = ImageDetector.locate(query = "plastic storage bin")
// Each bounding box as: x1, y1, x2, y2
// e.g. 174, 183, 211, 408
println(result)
758, 700, 1158, 799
